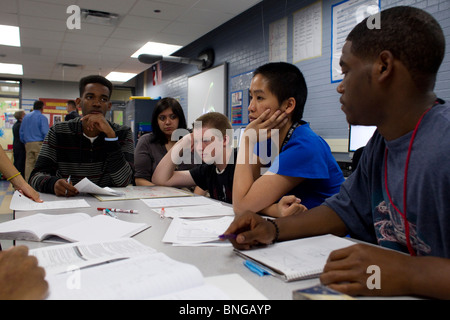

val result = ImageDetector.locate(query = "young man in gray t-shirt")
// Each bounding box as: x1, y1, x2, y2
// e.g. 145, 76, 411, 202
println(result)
223, 7, 450, 299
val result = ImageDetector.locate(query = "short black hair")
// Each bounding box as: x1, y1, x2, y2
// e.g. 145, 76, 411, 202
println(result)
253, 62, 308, 121
347, 6, 445, 91
33, 100, 44, 110
67, 100, 76, 107
79, 75, 113, 99
151, 97, 188, 145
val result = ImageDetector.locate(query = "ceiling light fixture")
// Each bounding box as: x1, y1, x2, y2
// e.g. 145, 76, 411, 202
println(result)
106, 72, 137, 83
0, 63, 23, 75
0, 25, 21, 47
131, 42, 182, 58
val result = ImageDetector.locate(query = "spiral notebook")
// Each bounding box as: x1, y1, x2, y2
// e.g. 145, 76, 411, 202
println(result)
236, 234, 354, 282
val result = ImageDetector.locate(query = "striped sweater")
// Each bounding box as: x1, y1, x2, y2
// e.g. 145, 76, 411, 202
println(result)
29, 117, 135, 194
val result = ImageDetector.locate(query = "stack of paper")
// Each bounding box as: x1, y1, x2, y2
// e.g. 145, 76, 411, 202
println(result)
159, 203, 235, 219
163, 216, 234, 247
144, 195, 236, 246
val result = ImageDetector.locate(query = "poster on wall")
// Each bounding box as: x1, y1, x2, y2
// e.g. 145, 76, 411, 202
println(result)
269, 17, 288, 63
40, 98, 70, 127
293, 0, 323, 63
331, 0, 380, 82
231, 91, 244, 125
230, 71, 253, 127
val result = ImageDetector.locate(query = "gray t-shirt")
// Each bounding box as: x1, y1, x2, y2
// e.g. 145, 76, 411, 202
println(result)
134, 133, 197, 182
324, 100, 450, 258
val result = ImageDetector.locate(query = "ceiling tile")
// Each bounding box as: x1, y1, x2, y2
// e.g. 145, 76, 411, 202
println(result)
3, 0, 262, 82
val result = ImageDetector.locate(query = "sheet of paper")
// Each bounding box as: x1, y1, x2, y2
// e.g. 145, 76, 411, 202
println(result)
160, 203, 235, 219
141, 196, 217, 208
30, 238, 156, 276
74, 178, 124, 196
163, 216, 234, 246
9, 191, 90, 211
94, 186, 191, 201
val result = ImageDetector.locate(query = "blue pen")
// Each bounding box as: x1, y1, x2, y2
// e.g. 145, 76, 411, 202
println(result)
244, 260, 271, 277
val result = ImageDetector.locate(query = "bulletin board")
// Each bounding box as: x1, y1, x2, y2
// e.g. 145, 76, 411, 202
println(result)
230, 70, 253, 127
40, 98, 70, 127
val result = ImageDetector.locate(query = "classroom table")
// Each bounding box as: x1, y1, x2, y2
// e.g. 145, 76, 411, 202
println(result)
12, 190, 416, 301
12, 190, 323, 300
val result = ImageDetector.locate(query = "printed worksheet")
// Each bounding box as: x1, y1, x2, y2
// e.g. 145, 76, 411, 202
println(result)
10, 191, 90, 211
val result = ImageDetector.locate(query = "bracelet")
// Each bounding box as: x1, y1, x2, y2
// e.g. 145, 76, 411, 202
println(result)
266, 219, 280, 244
7, 172, 21, 181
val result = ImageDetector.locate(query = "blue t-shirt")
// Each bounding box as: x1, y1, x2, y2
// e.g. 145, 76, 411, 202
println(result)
324, 100, 450, 258
257, 122, 345, 209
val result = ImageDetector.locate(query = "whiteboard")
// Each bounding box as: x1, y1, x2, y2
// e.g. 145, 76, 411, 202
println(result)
187, 63, 227, 125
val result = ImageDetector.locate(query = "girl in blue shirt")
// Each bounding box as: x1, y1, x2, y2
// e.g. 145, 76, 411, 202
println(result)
233, 62, 344, 217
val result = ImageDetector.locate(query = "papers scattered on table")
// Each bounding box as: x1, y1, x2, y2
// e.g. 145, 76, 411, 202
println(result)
74, 178, 125, 197
34, 238, 230, 300
163, 216, 234, 247
9, 191, 90, 211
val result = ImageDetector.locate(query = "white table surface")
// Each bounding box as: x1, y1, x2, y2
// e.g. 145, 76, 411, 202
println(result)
13, 191, 321, 300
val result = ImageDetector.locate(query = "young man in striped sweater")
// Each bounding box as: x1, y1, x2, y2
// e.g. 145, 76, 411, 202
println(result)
29, 75, 135, 197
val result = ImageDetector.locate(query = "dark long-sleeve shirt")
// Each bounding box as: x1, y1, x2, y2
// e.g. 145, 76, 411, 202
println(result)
29, 117, 135, 194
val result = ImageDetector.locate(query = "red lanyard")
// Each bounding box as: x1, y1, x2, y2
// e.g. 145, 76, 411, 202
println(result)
383, 107, 432, 256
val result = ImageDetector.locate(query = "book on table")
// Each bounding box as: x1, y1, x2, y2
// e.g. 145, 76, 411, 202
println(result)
0, 213, 150, 243
30, 238, 240, 300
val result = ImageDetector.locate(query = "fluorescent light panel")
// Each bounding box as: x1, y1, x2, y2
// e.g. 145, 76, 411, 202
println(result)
0, 63, 23, 75
131, 41, 182, 58
106, 72, 137, 82
0, 25, 21, 47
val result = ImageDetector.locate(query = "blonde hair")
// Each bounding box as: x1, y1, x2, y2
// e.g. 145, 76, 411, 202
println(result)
14, 110, 25, 121
194, 112, 232, 139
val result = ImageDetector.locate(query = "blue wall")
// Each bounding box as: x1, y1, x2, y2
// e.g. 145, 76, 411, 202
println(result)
143, 0, 450, 142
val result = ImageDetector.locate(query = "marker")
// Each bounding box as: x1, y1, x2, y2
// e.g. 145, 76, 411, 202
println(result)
105, 209, 118, 219
218, 234, 237, 240
97, 208, 139, 214
244, 260, 271, 277
160, 207, 165, 219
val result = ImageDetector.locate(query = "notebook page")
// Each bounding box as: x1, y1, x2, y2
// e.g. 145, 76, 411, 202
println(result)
51, 215, 149, 242
238, 235, 354, 281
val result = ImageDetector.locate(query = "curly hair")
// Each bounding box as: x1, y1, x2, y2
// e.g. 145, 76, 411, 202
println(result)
346, 6, 445, 91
